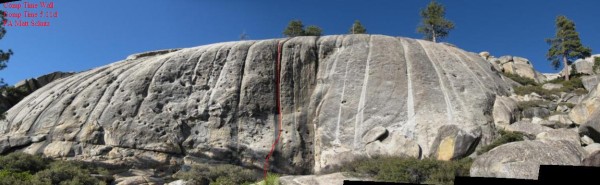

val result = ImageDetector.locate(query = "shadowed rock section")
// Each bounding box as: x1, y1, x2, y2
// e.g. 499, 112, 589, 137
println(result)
0, 35, 511, 174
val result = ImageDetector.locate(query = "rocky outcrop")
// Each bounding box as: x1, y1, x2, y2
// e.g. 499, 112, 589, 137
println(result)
492, 96, 518, 128
569, 83, 600, 125
570, 81, 600, 142
470, 140, 584, 180
485, 55, 546, 83
582, 75, 600, 91
14, 71, 75, 93
1, 71, 75, 117
562, 54, 600, 75
0, 35, 512, 174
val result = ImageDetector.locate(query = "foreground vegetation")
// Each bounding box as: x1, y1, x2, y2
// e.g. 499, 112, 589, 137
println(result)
174, 163, 265, 185
0, 152, 110, 185
340, 156, 472, 185
505, 71, 588, 99
477, 130, 527, 155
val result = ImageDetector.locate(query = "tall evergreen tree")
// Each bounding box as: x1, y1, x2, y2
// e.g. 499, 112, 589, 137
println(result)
417, 0, 454, 43
546, 15, 591, 81
349, 20, 367, 34
0, 10, 14, 120
283, 20, 305, 37
304, 25, 322, 36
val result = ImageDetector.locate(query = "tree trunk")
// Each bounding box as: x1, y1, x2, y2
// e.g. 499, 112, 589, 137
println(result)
432, 30, 437, 43
563, 55, 570, 81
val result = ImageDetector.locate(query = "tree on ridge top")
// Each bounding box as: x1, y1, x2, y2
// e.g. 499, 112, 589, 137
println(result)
417, 0, 454, 43
546, 15, 591, 81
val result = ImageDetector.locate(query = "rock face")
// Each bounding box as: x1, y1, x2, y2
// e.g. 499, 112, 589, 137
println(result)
0, 35, 512, 174
570, 81, 600, 142
492, 96, 518, 128
485, 55, 546, 83
562, 54, 600, 75
470, 140, 584, 179
14, 71, 75, 93
582, 75, 600, 91
1, 71, 75, 118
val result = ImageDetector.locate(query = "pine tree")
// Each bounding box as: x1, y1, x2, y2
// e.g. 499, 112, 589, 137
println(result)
546, 15, 591, 81
349, 20, 367, 34
417, 0, 454, 43
304, 25, 322, 36
283, 20, 305, 37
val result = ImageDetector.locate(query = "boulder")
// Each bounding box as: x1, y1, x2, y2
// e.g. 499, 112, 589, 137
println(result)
584, 143, 600, 155
542, 73, 561, 81
492, 96, 518, 127
166, 180, 188, 185
547, 114, 574, 125
582, 75, 600, 91
583, 151, 600, 167
556, 105, 570, 113
581, 135, 595, 146
115, 176, 164, 185
536, 129, 581, 145
470, 140, 585, 179
569, 83, 600, 124
497, 56, 546, 83
479, 51, 490, 60
505, 121, 552, 136
522, 107, 550, 119
362, 126, 388, 144
279, 172, 371, 185
563, 55, 600, 75
430, 125, 480, 160
0, 35, 513, 174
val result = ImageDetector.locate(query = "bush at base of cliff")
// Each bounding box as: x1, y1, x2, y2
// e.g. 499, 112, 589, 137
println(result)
340, 156, 472, 185
477, 130, 526, 155
174, 163, 260, 185
0, 152, 109, 185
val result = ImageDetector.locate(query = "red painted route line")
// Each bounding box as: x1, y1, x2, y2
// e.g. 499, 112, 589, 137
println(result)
264, 40, 284, 181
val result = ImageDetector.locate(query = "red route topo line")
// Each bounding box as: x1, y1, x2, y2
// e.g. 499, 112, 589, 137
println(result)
264, 40, 284, 182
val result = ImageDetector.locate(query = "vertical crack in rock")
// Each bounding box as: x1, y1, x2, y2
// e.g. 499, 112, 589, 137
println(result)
332, 37, 354, 146
445, 46, 488, 94
417, 40, 455, 124
450, 47, 501, 93
419, 41, 469, 125
399, 38, 416, 139
232, 41, 256, 162
353, 35, 372, 150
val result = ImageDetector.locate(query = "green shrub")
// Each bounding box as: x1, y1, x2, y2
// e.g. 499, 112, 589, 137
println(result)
0, 169, 33, 185
263, 173, 280, 185
560, 77, 585, 92
0, 152, 48, 173
477, 130, 525, 155
516, 100, 548, 111
31, 161, 105, 185
0, 153, 109, 185
513, 85, 558, 99
174, 163, 259, 185
341, 156, 472, 185
502, 72, 537, 86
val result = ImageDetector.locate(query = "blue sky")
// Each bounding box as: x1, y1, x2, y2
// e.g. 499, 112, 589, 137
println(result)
1, 0, 599, 85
